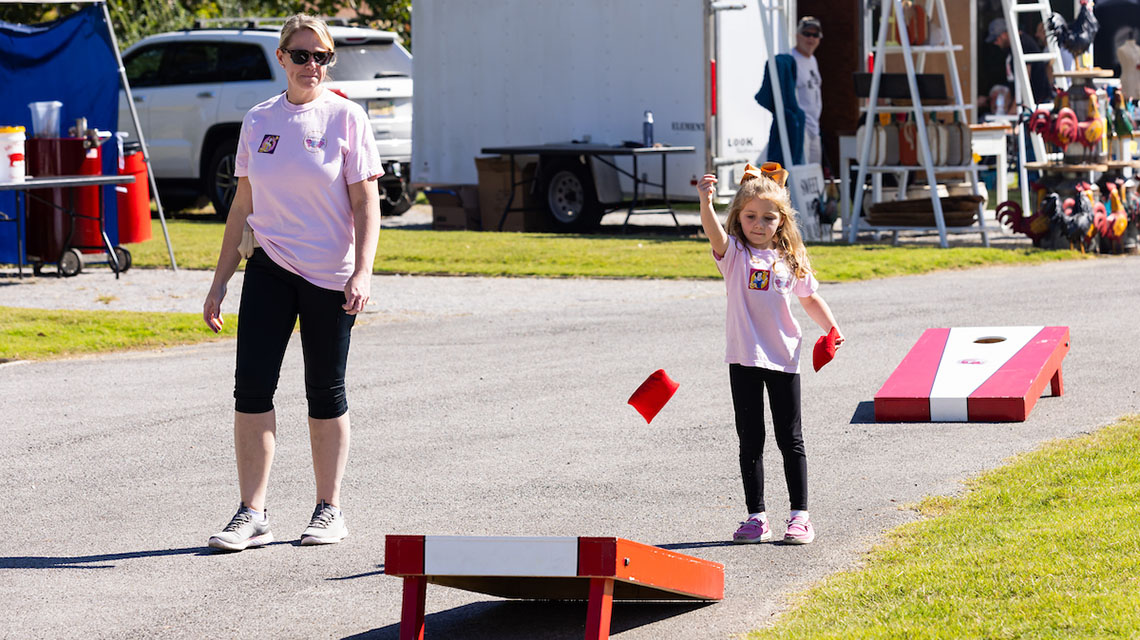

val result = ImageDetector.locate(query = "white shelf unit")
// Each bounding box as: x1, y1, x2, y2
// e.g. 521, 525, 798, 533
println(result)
846, 0, 990, 247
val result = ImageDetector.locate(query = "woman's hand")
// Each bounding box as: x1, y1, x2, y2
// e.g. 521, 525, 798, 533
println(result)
342, 271, 371, 315
203, 283, 227, 333
697, 174, 718, 207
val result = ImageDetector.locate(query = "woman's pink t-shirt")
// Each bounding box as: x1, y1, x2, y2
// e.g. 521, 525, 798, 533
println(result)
713, 237, 818, 373
235, 89, 383, 290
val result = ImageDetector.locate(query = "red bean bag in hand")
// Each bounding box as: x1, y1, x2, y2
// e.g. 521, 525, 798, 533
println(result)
628, 369, 679, 424
813, 327, 841, 372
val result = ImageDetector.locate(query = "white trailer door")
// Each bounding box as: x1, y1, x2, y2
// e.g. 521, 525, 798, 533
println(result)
413, 0, 709, 199
711, 0, 787, 196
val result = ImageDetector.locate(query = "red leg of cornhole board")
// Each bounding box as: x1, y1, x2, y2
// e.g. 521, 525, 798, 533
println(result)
1051, 368, 1063, 396
400, 577, 426, 640
584, 577, 614, 640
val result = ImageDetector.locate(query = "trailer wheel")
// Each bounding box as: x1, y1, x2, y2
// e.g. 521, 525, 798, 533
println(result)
537, 158, 603, 232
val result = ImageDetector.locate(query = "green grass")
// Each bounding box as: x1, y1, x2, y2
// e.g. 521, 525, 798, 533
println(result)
748, 415, 1140, 640
127, 220, 1086, 280
0, 306, 236, 361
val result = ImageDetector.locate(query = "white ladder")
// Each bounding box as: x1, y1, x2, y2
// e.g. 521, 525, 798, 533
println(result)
1000, 0, 1069, 207
847, 0, 987, 248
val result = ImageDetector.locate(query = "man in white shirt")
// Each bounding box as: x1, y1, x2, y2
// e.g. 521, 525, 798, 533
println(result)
790, 16, 824, 165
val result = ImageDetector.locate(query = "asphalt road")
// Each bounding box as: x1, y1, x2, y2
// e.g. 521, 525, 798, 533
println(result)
2, 255, 1138, 639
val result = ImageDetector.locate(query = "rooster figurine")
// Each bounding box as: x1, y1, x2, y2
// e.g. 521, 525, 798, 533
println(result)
1076, 86, 1105, 163
1048, 0, 1099, 71
996, 200, 1051, 242
1105, 182, 1129, 240
1053, 186, 1097, 252
1108, 87, 1135, 137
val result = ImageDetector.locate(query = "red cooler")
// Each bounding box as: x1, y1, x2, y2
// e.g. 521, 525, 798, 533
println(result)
117, 142, 151, 244
25, 138, 104, 261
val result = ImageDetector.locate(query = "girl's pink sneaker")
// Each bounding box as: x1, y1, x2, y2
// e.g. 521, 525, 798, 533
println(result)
783, 515, 815, 544
732, 517, 772, 543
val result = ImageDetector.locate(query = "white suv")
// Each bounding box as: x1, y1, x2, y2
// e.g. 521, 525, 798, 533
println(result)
117, 20, 414, 217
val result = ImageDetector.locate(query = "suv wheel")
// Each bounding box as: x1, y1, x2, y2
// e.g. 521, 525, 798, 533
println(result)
206, 141, 238, 220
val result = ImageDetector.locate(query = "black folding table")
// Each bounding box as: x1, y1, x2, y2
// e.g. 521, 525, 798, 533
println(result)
479, 143, 695, 232
0, 174, 134, 278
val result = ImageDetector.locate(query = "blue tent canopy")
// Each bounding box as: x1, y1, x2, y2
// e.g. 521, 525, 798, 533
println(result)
0, 3, 174, 270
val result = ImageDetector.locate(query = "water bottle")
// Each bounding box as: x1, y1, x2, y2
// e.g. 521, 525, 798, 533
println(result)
643, 110, 654, 147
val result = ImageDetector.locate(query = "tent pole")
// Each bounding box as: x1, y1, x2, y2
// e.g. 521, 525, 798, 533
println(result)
98, 1, 177, 271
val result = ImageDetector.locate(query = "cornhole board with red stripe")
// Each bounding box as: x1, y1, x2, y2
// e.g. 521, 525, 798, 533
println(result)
385, 535, 724, 640
875, 326, 1069, 422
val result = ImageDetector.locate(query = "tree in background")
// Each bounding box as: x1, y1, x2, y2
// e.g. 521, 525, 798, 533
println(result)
0, 0, 412, 49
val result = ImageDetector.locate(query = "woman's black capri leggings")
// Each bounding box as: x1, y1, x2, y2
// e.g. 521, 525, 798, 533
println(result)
234, 249, 356, 419
729, 363, 807, 514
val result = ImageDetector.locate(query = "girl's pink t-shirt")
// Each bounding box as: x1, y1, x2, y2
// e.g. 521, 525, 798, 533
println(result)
235, 89, 383, 290
713, 237, 818, 373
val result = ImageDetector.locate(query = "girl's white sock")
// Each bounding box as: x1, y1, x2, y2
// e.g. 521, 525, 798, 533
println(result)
789, 509, 809, 521
748, 512, 767, 523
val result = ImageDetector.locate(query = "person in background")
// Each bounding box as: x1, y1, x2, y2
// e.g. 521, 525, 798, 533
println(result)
986, 17, 1052, 111
202, 13, 383, 552
755, 16, 823, 167
790, 16, 824, 165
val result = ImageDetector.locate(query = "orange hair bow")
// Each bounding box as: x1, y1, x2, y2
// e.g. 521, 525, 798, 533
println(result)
740, 162, 788, 187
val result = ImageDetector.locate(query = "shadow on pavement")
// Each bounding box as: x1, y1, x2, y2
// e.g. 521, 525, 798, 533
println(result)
343, 599, 714, 640
1, 541, 293, 568
329, 564, 386, 581
653, 540, 736, 551
849, 400, 876, 424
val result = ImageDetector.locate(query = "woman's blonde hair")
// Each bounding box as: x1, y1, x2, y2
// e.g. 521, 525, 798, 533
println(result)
723, 175, 812, 279
279, 14, 336, 59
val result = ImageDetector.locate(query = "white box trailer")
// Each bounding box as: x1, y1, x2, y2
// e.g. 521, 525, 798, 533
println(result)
411, 0, 800, 231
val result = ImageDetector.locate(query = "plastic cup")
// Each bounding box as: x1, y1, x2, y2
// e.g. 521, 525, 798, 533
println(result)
28, 101, 63, 138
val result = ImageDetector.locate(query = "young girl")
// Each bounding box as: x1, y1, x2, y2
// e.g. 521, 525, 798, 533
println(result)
697, 163, 844, 545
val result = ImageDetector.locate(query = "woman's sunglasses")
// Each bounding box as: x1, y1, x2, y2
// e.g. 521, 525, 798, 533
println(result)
280, 48, 336, 66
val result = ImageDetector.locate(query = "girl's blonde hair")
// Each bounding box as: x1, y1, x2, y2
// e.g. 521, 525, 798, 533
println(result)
723, 175, 812, 279
279, 14, 336, 60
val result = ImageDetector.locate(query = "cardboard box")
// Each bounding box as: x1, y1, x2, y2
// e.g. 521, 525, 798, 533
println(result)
425, 185, 481, 231
474, 155, 551, 232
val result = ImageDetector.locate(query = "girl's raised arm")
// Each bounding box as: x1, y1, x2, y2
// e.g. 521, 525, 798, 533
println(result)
697, 174, 729, 257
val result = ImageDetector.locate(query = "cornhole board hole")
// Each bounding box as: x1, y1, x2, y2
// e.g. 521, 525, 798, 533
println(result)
385, 535, 724, 640
874, 326, 1069, 422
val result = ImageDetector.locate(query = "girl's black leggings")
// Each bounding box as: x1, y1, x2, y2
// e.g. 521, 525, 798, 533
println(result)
729, 364, 807, 514
233, 249, 356, 419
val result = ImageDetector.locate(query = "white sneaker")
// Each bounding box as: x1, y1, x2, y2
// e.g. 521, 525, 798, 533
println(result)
208, 504, 273, 551
300, 501, 348, 545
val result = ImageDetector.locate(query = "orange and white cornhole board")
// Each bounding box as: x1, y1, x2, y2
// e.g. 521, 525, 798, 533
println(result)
875, 326, 1069, 422
385, 535, 724, 640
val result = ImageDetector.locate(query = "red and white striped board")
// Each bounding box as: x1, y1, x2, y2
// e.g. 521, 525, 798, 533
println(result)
875, 326, 1069, 422
385, 535, 724, 640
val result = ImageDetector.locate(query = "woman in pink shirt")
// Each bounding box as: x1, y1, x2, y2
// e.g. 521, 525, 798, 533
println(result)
696, 163, 843, 546
202, 14, 383, 552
